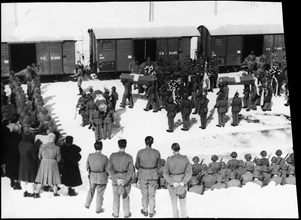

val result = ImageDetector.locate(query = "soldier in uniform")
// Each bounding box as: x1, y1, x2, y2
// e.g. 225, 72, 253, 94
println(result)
227, 152, 239, 171
252, 171, 263, 187
215, 93, 228, 127
268, 168, 282, 186
282, 169, 296, 185
208, 155, 220, 174
261, 82, 273, 111
249, 82, 259, 111
244, 154, 254, 168
110, 86, 119, 112
226, 172, 242, 188
240, 165, 254, 185
269, 156, 280, 175
75, 61, 84, 95
235, 160, 246, 180
253, 158, 263, 174
231, 92, 242, 126
128, 56, 138, 73
260, 150, 270, 166
85, 141, 108, 214
103, 103, 115, 140
200, 168, 216, 192
191, 156, 203, 177
120, 80, 133, 109
217, 162, 231, 180
165, 97, 177, 133
144, 82, 159, 112
179, 94, 193, 131
275, 149, 285, 167
198, 93, 209, 129
261, 165, 272, 186
243, 84, 251, 109
76, 92, 89, 127
107, 139, 134, 218
90, 106, 105, 141
86, 95, 96, 129
211, 173, 226, 190
163, 143, 192, 218
135, 136, 161, 218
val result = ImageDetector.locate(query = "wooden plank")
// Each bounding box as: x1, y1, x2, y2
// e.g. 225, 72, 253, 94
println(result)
1, 43, 10, 77
62, 41, 75, 74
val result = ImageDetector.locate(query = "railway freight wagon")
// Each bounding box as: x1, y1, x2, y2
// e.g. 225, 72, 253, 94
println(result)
1, 35, 80, 78
197, 24, 285, 72
88, 26, 200, 73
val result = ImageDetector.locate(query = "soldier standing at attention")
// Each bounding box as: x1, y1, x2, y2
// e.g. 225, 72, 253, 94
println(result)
90, 106, 105, 141
165, 97, 177, 133
107, 139, 134, 218
76, 92, 89, 127
85, 141, 108, 214
163, 143, 192, 218
231, 92, 242, 126
110, 86, 119, 112
75, 61, 84, 95
103, 103, 115, 140
215, 93, 228, 127
198, 92, 209, 129
179, 94, 193, 131
242, 84, 251, 109
135, 136, 161, 218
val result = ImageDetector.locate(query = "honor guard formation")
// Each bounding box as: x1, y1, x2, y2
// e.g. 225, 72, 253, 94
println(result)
0, 47, 293, 218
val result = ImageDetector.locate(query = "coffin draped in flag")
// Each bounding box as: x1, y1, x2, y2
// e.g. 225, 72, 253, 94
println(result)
218, 73, 255, 85
120, 73, 157, 86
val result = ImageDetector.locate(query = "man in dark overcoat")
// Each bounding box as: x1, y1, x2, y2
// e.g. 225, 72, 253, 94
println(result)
107, 139, 134, 218
85, 141, 108, 214
214, 93, 228, 127
165, 97, 177, 132
179, 94, 193, 131
198, 93, 209, 129
231, 92, 242, 126
61, 136, 82, 196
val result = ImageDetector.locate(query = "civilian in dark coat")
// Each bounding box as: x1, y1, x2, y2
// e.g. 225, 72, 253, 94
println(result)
231, 92, 242, 126
18, 130, 38, 197
179, 94, 193, 131
165, 97, 177, 132
5, 122, 23, 189
198, 93, 209, 129
60, 136, 82, 196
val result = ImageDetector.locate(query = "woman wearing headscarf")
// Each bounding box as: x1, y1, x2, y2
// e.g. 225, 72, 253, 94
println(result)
34, 132, 61, 198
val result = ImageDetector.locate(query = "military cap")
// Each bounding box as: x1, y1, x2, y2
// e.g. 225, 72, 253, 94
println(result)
216, 174, 225, 182
189, 176, 199, 186
255, 158, 262, 165
111, 86, 116, 91
271, 156, 277, 163
286, 156, 293, 164
245, 154, 252, 160
207, 168, 214, 174
260, 150, 267, 157
220, 162, 226, 168
175, 185, 186, 196
230, 151, 237, 158
280, 164, 288, 170
116, 185, 125, 195
192, 156, 199, 163
171, 143, 180, 152
253, 171, 261, 178
211, 155, 218, 162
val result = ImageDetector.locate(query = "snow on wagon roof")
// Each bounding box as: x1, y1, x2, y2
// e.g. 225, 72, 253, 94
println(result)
92, 26, 200, 39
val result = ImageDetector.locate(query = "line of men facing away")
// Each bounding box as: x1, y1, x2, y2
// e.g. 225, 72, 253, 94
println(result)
84, 136, 295, 218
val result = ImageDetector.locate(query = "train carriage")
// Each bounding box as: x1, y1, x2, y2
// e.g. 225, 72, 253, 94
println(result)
197, 24, 285, 72
88, 26, 200, 73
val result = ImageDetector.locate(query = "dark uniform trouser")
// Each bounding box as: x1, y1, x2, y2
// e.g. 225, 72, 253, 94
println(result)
262, 101, 272, 111
145, 98, 158, 111
193, 98, 200, 113
139, 179, 157, 213
104, 122, 112, 139
232, 111, 239, 125
167, 185, 188, 218
243, 93, 250, 108
168, 116, 175, 131
218, 112, 225, 126
112, 184, 131, 217
200, 112, 207, 128
82, 113, 89, 126
94, 123, 104, 140
182, 112, 190, 130
121, 93, 133, 108
85, 183, 107, 212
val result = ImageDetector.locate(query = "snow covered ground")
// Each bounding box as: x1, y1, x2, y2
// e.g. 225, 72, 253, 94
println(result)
1, 74, 298, 218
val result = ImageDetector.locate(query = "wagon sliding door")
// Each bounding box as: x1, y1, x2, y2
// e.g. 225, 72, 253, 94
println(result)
1, 43, 10, 77
62, 41, 76, 74
157, 39, 168, 65
116, 40, 132, 72
49, 42, 63, 74
226, 36, 243, 66
36, 43, 50, 75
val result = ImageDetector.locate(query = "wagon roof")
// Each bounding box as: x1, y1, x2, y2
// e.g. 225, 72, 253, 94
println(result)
92, 26, 200, 39
200, 24, 284, 36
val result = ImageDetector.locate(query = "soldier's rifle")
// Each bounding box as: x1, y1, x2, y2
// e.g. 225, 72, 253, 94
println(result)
251, 156, 257, 173
200, 159, 204, 165
278, 153, 289, 165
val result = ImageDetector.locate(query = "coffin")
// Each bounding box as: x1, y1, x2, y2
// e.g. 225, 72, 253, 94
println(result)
218, 73, 255, 85
120, 73, 157, 86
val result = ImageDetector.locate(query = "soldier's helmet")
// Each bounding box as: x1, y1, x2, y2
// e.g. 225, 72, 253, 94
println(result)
275, 149, 282, 156
220, 162, 226, 168
211, 155, 218, 162
230, 151, 237, 158
280, 163, 288, 170
271, 156, 277, 163
245, 154, 252, 161
260, 150, 267, 157
201, 163, 207, 170
286, 156, 293, 164
271, 168, 279, 175
255, 158, 262, 165
216, 174, 225, 182
207, 168, 214, 174
112, 86, 116, 91
238, 160, 244, 167
287, 168, 295, 175
190, 176, 199, 186
253, 171, 261, 178
192, 156, 199, 163
246, 165, 253, 171
261, 165, 269, 173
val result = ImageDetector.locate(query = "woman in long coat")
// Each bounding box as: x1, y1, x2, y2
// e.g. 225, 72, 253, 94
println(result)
5, 122, 23, 189
34, 132, 61, 198
60, 136, 82, 196
18, 130, 39, 197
